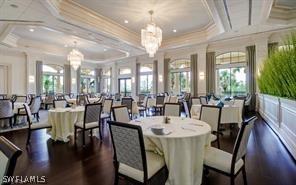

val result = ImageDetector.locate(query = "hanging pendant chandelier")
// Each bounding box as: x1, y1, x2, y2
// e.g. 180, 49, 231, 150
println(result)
141, 10, 162, 58
67, 41, 84, 70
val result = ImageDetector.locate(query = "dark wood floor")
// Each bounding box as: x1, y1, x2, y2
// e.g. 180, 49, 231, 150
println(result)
1, 114, 296, 185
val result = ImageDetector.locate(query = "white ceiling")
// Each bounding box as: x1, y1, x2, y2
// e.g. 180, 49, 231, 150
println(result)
72, 0, 213, 39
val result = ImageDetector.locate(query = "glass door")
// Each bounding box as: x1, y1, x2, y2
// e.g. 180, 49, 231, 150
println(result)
119, 78, 132, 97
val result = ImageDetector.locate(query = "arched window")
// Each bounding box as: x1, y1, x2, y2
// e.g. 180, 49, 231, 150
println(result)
80, 68, 96, 93
42, 64, 64, 94
169, 59, 191, 95
215, 52, 247, 96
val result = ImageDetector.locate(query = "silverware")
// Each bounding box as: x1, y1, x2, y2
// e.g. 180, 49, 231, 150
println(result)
189, 123, 203, 127
181, 126, 196, 132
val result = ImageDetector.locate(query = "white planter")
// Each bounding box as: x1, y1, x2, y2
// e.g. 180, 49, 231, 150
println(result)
258, 94, 296, 159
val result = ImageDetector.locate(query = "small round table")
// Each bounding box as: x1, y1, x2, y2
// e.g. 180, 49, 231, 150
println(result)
130, 116, 211, 185
48, 106, 85, 142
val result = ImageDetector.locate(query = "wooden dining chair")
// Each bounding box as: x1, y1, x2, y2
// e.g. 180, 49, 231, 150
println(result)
108, 121, 167, 184
24, 103, 52, 145
200, 96, 208, 105
183, 101, 191, 118
0, 136, 22, 185
74, 103, 103, 146
200, 105, 222, 148
112, 106, 131, 123
101, 99, 113, 122
204, 116, 257, 185
53, 99, 67, 108
164, 103, 180, 117
0, 100, 14, 128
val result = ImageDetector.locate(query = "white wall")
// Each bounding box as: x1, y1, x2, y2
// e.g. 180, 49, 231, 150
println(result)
0, 48, 26, 95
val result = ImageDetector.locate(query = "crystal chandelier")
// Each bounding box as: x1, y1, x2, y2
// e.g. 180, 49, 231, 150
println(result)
67, 41, 84, 70
141, 10, 162, 57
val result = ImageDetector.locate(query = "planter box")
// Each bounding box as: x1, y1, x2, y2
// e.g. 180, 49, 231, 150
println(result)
258, 94, 296, 159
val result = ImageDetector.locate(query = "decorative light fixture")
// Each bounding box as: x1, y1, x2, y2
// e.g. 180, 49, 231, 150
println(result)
67, 41, 84, 71
141, 10, 162, 57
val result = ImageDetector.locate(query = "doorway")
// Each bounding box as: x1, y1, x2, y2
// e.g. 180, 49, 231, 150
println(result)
118, 78, 131, 97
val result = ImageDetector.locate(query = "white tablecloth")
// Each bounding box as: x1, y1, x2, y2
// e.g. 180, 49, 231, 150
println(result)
191, 104, 242, 126
130, 116, 211, 185
48, 107, 85, 142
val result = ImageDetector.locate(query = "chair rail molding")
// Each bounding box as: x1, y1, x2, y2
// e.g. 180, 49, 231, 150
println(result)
259, 94, 296, 160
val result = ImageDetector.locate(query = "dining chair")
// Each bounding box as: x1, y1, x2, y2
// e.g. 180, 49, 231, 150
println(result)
112, 106, 130, 123
44, 95, 55, 110
121, 97, 133, 114
15, 95, 27, 103
115, 93, 121, 101
164, 103, 180, 117
108, 121, 167, 184
203, 116, 257, 185
14, 96, 42, 124
0, 136, 22, 185
153, 96, 165, 115
191, 97, 201, 105
84, 95, 91, 104
0, 94, 7, 100
24, 103, 52, 145
138, 94, 146, 106
200, 96, 208, 105
53, 99, 67, 108
138, 96, 149, 116
200, 105, 222, 148
183, 101, 191, 118
101, 99, 113, 122
76, 95, 86, 106
0, 100, 14, 128
234, 99, 245, 121
74, 103, 103, 146
169, 96, 178, 103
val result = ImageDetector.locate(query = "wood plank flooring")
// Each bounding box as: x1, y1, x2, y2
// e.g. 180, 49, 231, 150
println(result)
1, 114, 295, 185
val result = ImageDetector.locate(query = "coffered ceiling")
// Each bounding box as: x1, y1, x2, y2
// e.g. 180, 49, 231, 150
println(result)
0, 0, 295, 63
72, 0, 214, 39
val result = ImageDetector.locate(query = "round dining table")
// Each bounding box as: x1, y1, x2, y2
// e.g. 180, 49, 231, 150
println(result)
130, 116, 211, 185
48, 106, 85, 142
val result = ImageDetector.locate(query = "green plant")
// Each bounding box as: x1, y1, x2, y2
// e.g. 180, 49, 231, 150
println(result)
258, 32, 296, 99
44, 78, 51, 95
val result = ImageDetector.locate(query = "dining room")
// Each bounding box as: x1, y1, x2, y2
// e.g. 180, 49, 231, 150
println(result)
0, 0, 296, 185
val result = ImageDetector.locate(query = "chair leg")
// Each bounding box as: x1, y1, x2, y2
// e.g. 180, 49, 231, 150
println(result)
26, 130, 31, 145
242, 165, 248, 185
230, 176, 235, 185
37, 113, 40, 122
9, 117, 13, 128
14, 115, 17, 126
99, 123, 102, 140
74, 127, 77, 146
82, 129, 85, 146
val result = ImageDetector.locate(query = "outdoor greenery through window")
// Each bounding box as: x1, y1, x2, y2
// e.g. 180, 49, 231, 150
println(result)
80, 68, 96, 93
42, 64, 64, 94
215, 52, 247, 97
169, 59, 191, 95
140, 64, 153, 94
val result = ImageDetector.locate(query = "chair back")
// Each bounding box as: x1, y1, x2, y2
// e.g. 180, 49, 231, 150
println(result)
200, 96, 208, 105
53, 100, 67, 108
0, 94, 7, 100
121, 97, 133, 111
108, 121, 147, 178
231, 116, 257, 172
244, 94, 252, 106
156, 96, 165, 105
112, 106, 130, 123
15, 96, 27, 103
169, 96, 178, 103
138, 94, 146, 103
234, 99, 245, 120
0, 100, 13, 119
84, 103, 102, 126
77, 95, 86, 105
24, 103, 33, 126
45, 95, 55, 104
200, 105, 221, 132
183, 101, 190, 117
164, 103, 180, 117
30, 96, 41, 114
103, 99, 113, 114
0, 136, 22, 184
84, 95, 90, 105
64, 94, 71, 101
191, 97, 201, 105
115, 93, 121, 101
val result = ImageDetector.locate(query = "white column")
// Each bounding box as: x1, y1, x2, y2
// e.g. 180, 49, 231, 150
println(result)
196, 45, 208, 96
111, 63, 118, 94
131, 58, 137, 98
25, 52, 36, 94
157, 53, 164, 93
70, 67, 77, 95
